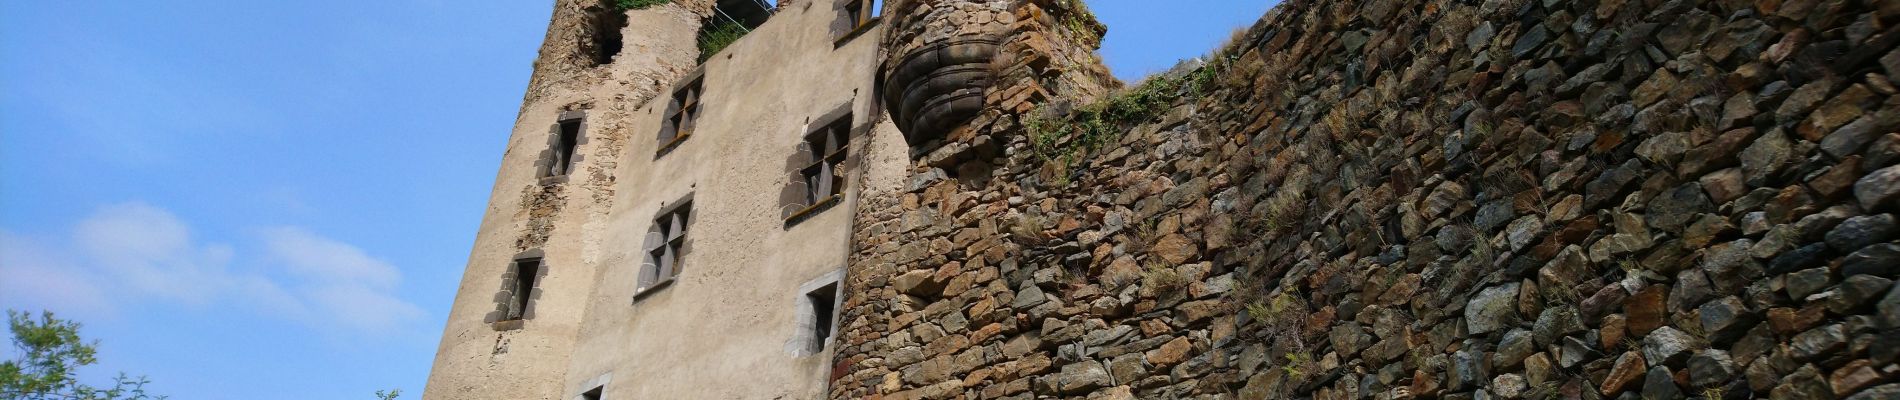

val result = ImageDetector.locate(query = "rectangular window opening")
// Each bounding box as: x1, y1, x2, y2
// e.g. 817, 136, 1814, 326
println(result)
659, 79, 703, 152
806, 282, 839, 351
551, 119, 582, 176
831, 0, 880, 43
850, 0, 881, 28
507, 259, 542, 321
801, 114, 851, 205
844, 0, 864, 28
641, 199, 693, 292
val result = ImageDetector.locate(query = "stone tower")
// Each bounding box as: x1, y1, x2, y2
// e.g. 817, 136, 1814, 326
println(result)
420, 1, 713, 398
423, 0, 903, 398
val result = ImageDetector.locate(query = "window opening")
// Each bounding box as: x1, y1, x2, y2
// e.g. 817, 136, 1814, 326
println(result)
660, 79, 703, 151
844, 0, 865, 28
806, 281, 839, 352
550, 119, 582, 177
640, 199, 692, 291
833, 0, 882, 42
801, 114, 851, 205
846, 0, 880, 28
506, 259, 542, 321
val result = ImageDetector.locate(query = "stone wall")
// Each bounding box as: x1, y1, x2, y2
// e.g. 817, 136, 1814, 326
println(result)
832, 0, 1900, 399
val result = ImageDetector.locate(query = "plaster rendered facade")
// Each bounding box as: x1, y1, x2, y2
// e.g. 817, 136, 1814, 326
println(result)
424, 0, 908, 399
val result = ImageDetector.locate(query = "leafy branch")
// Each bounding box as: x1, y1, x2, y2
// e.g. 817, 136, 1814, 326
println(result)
1, 310, 165, 400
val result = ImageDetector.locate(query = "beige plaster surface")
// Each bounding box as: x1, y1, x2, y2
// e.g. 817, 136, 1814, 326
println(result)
423, 1, 708, 399
557, 2, 906, 398
425, 1, 908, 399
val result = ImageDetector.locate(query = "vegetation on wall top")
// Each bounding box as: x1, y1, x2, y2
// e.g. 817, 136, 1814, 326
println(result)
1050, 0, 1106, 45
614, 0, 671, 12
1026, 51, 1233, 184
697, 19, 748, 63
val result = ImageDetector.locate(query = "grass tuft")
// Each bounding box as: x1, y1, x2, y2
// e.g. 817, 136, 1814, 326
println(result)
1142, 261, 1189, 295
1281, 353, 1309, 378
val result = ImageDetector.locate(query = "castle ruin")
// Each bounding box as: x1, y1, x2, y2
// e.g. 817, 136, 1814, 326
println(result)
425, 0, 1900, 398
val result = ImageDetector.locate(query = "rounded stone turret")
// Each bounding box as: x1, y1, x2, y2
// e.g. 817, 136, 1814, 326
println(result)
879, 0, 1016, 147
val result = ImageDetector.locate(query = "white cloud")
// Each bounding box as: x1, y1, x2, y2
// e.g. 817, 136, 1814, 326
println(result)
259, 226, 422, 333
299, 283, 425, 334
0, 202, 424, 336
0, 232, 115, 317
260, 227, 400, 288
72, 202, 236, 305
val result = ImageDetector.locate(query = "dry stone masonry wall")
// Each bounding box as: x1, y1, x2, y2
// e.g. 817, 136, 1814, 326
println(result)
834, 0, 1900, 399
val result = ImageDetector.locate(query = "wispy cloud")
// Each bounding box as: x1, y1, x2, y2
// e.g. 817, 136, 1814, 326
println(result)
72, 202, 237, 305
0, 201, 423, 336
259, 226, 421, 333
0, 232, 116, 316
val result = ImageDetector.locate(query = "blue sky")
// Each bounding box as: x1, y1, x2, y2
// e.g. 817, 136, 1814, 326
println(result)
0, 1, 1273, 398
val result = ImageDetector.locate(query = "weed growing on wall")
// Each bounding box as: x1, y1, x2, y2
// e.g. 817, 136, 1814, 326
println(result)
1051, 0, 1104, 44
1027, 74, 1181, 182
615, 0, 670, 11
1141, 262, 1189, 295
1025, 51, 1234, 185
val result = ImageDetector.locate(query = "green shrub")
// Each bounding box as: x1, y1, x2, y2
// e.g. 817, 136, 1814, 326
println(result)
697, 19, 747, 62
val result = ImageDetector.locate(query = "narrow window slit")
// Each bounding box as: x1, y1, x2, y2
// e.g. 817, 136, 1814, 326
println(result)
806, 281, 839, 352
552, 119, 581, 176
507, 259, 542, 321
